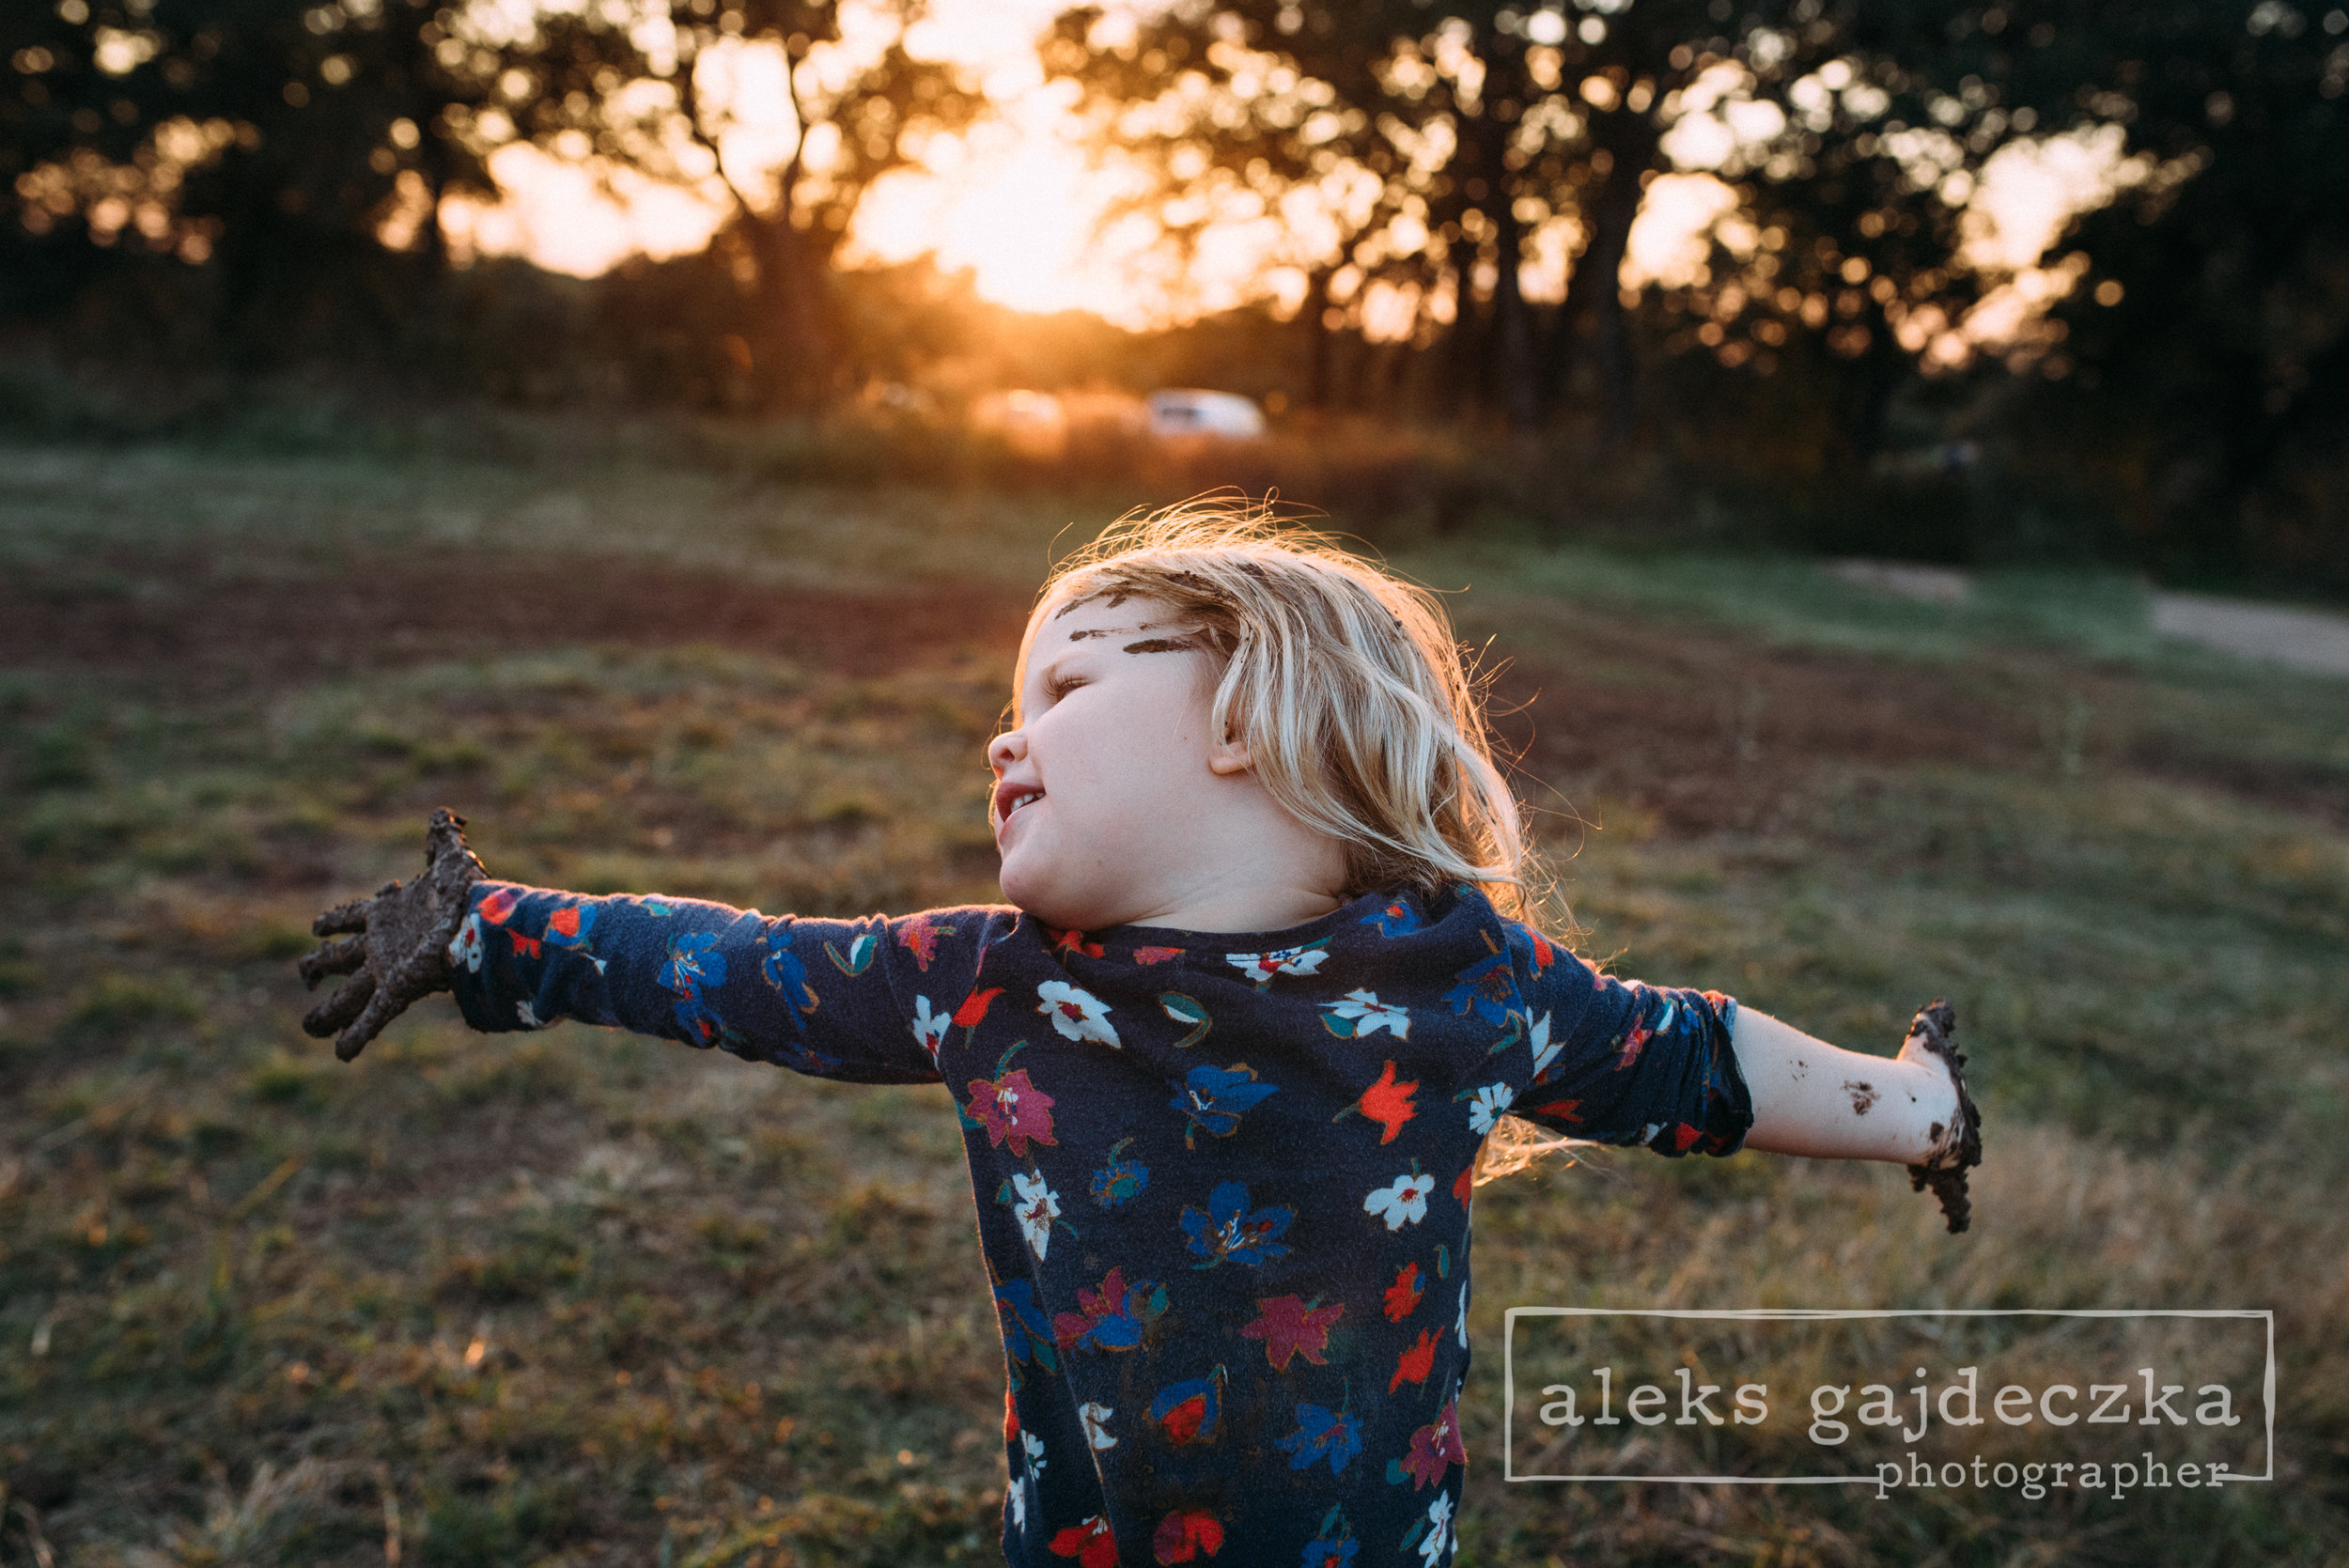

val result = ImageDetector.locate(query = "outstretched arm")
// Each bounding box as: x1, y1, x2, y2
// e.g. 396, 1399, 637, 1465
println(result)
297, 811, 957, 1084
1737, 1001, 1983, 1230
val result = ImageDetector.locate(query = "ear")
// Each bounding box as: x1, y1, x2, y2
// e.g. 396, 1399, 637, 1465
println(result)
1206, 730, 1253, 777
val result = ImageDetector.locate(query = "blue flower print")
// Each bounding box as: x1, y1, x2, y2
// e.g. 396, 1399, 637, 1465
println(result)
1299, 1507, 1361, 1568
1181, 1180, 1294, 1268
660, 931, 728, 996
993, 1279, 1059, 1385
1361, 898, 1423, 938
1440, 950, 1518, 1026
1171, 1063, 1281, 1149
1278, 1403, 1364, 1476
759, 932, 817, 1018
1091, 1138, 1150, 1209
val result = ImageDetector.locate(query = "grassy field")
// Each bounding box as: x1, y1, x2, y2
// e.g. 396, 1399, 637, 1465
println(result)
2, 442, 2345, 1566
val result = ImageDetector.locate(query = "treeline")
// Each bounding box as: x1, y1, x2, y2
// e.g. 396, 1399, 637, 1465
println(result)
3, 2, 2346, 587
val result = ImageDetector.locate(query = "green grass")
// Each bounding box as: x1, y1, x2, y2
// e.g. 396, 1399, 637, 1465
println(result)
2, 440, 2344, 1565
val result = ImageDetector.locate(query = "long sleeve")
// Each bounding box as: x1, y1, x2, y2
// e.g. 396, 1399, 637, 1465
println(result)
443, 880, 985, 1085
1499, 922, 1751, 1157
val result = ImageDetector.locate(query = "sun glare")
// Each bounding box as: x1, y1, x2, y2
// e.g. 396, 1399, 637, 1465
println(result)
434, 2, 2149, 345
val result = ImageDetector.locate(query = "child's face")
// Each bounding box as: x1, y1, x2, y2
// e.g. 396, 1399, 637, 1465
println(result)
988, 592, 1240, 930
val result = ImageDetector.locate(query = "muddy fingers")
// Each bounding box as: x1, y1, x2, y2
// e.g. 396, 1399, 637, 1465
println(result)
298, 936, 366, 988
294, 808, 487, 1061
1899, 1000, 1983, 1234
304, 970, 377, 1037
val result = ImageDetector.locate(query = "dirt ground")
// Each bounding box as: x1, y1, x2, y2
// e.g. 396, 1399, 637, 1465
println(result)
6, 550, 2342, 839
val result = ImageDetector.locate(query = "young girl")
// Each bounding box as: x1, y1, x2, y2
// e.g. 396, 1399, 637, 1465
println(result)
297, 514, 1979, 1568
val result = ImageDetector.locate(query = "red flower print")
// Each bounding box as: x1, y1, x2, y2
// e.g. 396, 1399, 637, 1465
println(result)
1528, 928, 1555, 971
477, 887, 521, 925
898, 917, 941, 970
1399, 1396, 1465, 1490
508, 933, 542, 960
954, 986, 1003, 1029
1050, 1516, 1119, 1568
966, 1067, 1056, 1157
1003, 1387, 1019, 1441
1382, 1263, 1423, 1323
1452, 1165, 1474, 1204
1047, 926, 1106, 958
1614, 1017, 1655, 1070
546, 906, 583, 941
1240, 1296, 1346, 1371
1132, 945, 1184, 966
1354, 1061, 1418, 1144
1673, 1121, 1703, 1152
1153, 1508, 1225, 1564
1390, 1327, 1438, 1393
1520, 1097, 1582, 1125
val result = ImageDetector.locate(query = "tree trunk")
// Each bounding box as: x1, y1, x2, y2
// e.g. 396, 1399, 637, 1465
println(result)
747, 157, 830, 412
1565, 112, 1661, 445
1302, 264, 1337, 408
1489, 195, 1536, 433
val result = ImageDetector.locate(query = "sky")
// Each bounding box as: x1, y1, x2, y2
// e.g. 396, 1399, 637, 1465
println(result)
437, 0, 2136, 353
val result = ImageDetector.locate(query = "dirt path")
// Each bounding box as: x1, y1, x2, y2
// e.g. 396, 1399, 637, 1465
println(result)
2153, 593, 2349, 677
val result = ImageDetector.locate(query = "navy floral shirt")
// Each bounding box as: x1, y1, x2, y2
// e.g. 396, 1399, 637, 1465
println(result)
446, 880, 1750, 1568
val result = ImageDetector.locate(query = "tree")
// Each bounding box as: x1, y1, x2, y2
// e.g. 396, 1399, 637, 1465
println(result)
1050, 1, 1994, 442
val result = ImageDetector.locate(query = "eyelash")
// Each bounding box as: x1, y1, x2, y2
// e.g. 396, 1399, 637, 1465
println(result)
1044, 675, 1084, 703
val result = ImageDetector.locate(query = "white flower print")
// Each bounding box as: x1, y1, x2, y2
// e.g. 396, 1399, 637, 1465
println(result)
516, 1000, 547, 1029
1013, 1171, 1062, 1259
1466, 1082, 1512, 1135
1224, 943, 1330, 986
1022, 1429, 1047, 1475
1324, 988, 1410, 1039
1008, 1473, 1028, 1530
1035, 981, 1120, 1047
910, 994, 951, 1060
447, 910, 484, 972
1456, 1281, 1470, 1347
1079, 1401, 1116, 1452
1364, 1170, 1437, 1232
1418, 1490, 1455, 1566
1527, 1010, 1559, 1079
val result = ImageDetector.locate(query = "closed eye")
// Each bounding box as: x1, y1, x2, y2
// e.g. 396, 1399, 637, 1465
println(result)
1043, 674, 1085, 703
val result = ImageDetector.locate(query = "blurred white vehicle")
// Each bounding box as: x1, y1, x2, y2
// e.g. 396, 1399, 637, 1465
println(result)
1145, 389, 1268, 441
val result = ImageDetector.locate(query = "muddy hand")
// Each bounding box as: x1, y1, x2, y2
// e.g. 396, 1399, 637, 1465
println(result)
298, 808, 485, 1061
1898, 1000, 1983, 1234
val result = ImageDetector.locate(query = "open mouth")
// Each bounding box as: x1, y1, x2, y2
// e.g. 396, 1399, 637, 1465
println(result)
993, 784, 1045, 829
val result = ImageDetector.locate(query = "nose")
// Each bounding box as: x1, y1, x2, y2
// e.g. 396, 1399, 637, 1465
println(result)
988, 728, 1026, 774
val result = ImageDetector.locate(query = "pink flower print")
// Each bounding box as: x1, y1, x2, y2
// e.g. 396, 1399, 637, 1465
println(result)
1036, 981, 1119, 1047
897, 915, 941, 970
968, 1068, 1056, 1157
1399, 1394, 1464, 1491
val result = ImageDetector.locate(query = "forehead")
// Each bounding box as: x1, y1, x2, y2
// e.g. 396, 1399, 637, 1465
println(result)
1014, 588, 1195, 703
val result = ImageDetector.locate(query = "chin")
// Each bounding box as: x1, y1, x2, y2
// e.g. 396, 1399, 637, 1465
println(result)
998, 861, 1115, 932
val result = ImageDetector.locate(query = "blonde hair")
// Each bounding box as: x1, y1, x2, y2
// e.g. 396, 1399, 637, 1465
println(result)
1025, 503, 1577, 1183
1024, 504, 1531, 917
